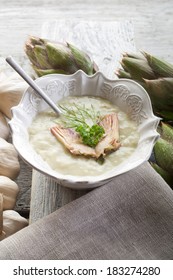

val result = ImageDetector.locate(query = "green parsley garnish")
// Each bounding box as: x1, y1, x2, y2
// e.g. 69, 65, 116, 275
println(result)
76, 124, 105, 147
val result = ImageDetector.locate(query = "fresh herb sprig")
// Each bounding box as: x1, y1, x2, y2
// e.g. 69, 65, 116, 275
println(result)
76, 124, 104, 147
56, 103, 105, 147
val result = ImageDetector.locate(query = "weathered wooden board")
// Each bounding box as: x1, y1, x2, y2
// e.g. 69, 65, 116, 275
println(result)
1, 0, 173, 61
29, 171, 89, 223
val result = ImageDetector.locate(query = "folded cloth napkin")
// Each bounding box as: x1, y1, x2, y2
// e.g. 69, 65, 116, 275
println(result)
0, 162, 173, 260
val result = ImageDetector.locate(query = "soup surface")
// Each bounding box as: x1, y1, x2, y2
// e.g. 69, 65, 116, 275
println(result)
28, 96, 139, 176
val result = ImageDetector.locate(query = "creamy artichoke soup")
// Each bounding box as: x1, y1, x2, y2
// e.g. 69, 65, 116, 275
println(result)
28, 96, 139, 176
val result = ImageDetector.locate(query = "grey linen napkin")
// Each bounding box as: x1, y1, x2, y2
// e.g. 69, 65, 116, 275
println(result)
0, 162, 173, 260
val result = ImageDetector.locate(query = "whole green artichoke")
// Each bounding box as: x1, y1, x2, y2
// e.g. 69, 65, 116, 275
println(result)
117, 52, 173, 122
117, 51, 173, 188
151, 122, 173, 188
25, 36, 98, 76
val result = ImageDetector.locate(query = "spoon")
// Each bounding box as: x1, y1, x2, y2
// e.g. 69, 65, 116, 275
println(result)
6, 56, 62, 115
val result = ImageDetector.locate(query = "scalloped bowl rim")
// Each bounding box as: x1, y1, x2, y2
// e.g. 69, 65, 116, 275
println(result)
9, 70, 160, 189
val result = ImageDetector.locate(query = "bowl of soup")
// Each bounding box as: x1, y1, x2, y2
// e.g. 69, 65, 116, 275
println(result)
9, 70, 160, 189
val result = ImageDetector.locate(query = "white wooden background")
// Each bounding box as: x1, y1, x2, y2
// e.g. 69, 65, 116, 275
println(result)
0, 0, 173, 217
1, 0, 173, 61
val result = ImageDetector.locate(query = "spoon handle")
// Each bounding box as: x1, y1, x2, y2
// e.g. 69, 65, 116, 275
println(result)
6, 56, 61, 115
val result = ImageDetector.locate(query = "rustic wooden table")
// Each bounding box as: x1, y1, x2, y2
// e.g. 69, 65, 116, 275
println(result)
1, 0, 173, 220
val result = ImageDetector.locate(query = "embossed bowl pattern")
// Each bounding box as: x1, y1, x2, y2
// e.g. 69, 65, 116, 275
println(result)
9, 71, 160, 189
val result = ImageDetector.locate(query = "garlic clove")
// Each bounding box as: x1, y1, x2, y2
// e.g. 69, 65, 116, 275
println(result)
3, 210, 28, 238
0, 138, 20, 180
0, 176, 19, 210
0, 112, 10, 140
0, 72, 28, 119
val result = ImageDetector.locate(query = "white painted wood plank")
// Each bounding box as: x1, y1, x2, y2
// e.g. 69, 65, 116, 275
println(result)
0, 0, 173, 61
30, 170, 88, 223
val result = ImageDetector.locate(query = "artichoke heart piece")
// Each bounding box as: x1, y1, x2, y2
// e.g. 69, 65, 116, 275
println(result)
51, 113, 120, 159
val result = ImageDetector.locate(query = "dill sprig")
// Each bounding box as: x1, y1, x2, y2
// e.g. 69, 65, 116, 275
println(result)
55, 102, 105, 147
58, 103, 101, 128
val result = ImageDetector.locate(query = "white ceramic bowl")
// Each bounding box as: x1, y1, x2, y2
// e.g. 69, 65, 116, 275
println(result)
9, 70, 160, 189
